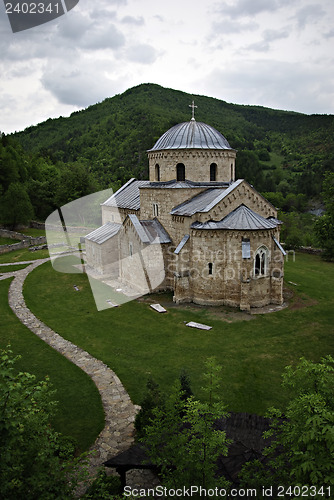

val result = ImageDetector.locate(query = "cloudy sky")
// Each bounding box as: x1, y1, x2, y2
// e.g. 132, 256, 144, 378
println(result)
1, 0, 334, 134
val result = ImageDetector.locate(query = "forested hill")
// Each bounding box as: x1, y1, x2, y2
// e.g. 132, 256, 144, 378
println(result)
13, 83, 334, 198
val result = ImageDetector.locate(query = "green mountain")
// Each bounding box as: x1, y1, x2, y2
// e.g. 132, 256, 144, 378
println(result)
13, 83, 334, 197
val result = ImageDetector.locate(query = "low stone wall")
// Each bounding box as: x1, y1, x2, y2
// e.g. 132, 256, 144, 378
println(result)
30, 220, 46, 230
0, 228, 46, 255
0, 228, 28, 241
298, 246, 323, 255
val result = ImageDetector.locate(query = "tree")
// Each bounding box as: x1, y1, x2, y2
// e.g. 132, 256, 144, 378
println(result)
0, 182, 34, 228
0, 347, 88, 499
142, 358, 231, 491
315, 172, 334, 260
239, 356, 334, 496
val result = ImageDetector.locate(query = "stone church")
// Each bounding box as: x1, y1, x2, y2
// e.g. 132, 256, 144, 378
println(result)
85, 106, 285, 311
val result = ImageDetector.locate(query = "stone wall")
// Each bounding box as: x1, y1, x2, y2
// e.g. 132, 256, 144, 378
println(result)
173, 228, 284, 309
85, 235, 120, 276
119, 219, 171, 294
0, 229, 46, 255
148, 149, 236, 183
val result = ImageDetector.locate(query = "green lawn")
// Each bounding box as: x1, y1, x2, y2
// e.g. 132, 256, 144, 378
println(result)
23, 252, 334, 417
0, 264, 30, 273
0, 247, 50, 263
0, 237, 20, 245
0, 277, 104, 452
21, 227, 46, 237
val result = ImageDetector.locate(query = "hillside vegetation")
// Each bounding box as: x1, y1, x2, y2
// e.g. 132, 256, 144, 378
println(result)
1, 83, 334, 245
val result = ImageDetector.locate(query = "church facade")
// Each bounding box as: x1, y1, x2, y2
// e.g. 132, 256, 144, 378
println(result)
85, 111, 285, 311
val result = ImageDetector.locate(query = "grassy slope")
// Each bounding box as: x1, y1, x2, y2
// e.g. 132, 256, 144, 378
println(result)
23, 253, 334, 416
0, 276, 104, 451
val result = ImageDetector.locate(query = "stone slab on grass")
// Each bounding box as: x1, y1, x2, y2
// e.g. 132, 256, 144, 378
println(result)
186, 321, 212, 330
150, 303, 167, 313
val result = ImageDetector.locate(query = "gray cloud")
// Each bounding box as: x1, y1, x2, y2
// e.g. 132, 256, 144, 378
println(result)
216, 0, 293, 19
199, 59, 334, 114
121, 15, 145, 25
41, 62, 115, 106
247, 28, 290, 52
126, 44, 159, 64
292, 4, 326, 30
211, 19, 259, 35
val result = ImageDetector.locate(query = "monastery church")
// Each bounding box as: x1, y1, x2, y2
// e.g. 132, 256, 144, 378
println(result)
85, 104, 286, 311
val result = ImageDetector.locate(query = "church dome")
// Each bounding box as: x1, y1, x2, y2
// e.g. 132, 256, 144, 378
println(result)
149, 119, 233, 151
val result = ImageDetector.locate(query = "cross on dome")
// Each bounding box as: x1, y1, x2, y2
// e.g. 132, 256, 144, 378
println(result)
189, 100, 197, 121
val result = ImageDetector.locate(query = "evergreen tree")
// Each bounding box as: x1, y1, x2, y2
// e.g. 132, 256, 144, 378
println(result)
0, 182, 34, 228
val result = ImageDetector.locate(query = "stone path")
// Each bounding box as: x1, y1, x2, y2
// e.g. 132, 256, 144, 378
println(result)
4, 258, 139, 482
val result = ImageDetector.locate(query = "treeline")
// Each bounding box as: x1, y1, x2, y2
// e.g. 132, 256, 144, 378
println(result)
0, 134, 102, 228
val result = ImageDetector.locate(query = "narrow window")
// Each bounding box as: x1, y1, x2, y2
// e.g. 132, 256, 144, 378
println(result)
155, 164, 160, 181
231, 163, 234, 181
208, 262, 213, 275
153, 203, 159, 217
176, 163, 185, 181
129, 242, 133, 258
254, 246, 268, 277
210, 163, 217, 181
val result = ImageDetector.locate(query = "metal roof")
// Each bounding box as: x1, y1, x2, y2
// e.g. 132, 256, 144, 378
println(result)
273, 236, 286, 255
85, 222, 121, 244
191, 204, 279, 231
174, 234, 190, 254
102, 178, 150, 210
128, 215, 171, 244
171, 179, 243, 216
128, 214, 150, 243
140, 219, 172, 244
148, 120, 234, 151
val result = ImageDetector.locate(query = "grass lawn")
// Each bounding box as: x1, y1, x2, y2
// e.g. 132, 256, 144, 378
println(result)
21, 227, 46, 237
0, 247, 50, 263
0, 264, 30, 273
0, 237, 20, 245
23, 252, 334, 418
0, 277, 104, 452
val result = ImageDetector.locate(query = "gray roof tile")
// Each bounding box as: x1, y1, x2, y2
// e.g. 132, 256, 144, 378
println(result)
102, 178, 150, 210
148, 120, 234, 151
85, 222, 121, 244
191, 204, 279, 231
171, 179, 243, 216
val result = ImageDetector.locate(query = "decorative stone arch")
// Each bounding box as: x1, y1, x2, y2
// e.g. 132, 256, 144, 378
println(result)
254, 245, 269, 277
176, 163, 185, 181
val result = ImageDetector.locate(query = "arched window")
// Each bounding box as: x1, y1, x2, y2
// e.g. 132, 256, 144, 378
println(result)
210, 163, 217, 181
176, 163, 185, 181
155, 164, 160, 181
254, 246, 268, 277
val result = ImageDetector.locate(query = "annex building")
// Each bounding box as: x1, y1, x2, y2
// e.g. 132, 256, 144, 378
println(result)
85, 107, 285, 311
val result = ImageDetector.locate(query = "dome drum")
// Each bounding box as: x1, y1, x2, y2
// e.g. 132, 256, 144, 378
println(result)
148, 148, 236, 183
148, 119, 236, 183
